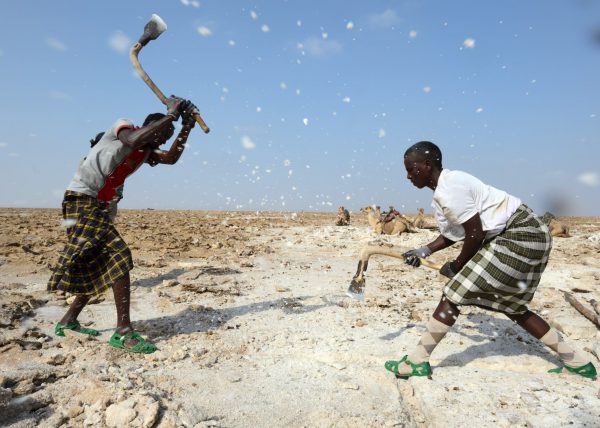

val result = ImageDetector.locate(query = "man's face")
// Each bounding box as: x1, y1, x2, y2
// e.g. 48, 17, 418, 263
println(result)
403, 154, 431, 189
149, 123, 175, 149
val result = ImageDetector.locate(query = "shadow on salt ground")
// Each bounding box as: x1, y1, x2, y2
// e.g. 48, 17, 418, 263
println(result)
378, 312, 558, 365
133, 268, 185, 288
132, 266, 242, 288
134, 295, 332, 338
437, 313, 559, 367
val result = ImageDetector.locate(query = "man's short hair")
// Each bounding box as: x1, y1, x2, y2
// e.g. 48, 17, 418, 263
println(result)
143, 112, 166, 126
90, 132, 105, 148
404, 141, 443, 169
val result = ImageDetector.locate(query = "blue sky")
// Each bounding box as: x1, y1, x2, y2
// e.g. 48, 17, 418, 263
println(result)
1, 1, 599, 215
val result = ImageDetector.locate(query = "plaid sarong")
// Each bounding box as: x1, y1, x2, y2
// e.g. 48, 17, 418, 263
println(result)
443, 204, 552, 314
47, 191, 133, 296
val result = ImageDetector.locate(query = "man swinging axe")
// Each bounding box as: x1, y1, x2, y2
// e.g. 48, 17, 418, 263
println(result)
47, 14, 206, 354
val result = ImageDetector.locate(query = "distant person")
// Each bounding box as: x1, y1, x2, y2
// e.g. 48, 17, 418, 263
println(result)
385, 141, 596, 379
48, 96, 197, 354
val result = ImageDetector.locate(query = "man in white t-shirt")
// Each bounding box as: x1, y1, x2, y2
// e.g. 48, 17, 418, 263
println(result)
48, 96, 197, 354
383, 140, 596, 379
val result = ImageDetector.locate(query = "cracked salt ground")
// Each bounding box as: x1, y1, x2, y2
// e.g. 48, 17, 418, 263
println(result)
0, 209, 599, 427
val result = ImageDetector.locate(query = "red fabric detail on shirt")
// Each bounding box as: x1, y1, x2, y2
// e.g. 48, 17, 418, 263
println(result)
115, 124, 135, 138
97, 149, 146, 202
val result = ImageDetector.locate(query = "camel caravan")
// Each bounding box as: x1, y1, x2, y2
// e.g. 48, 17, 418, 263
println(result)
359, 205, 436, 235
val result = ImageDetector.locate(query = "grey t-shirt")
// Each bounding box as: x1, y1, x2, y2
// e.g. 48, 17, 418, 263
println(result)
67, 119, 149, 198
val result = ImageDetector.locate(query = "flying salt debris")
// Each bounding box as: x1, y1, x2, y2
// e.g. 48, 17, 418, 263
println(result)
241, 136, 256, 150
197, 26, 212, 37
61, 219, 77, 228
256, 106, 262, 112
250, 10, 258, 20
261, 25, 270, 33
342, 97, 351, 103
409, 30, 417, 39
476, 107, 484, 113
578, 172, 599, 187
322, 32, 328, 39
423, 86, 431, 93
228, 40, 236, 46
463, 38, 476, 49
297, 20, 302, 27
378, 128, 386, 138
346, 21, 354, 30
109, 31, 131, 54
280, 82, 287, 90
303, 118, 309, 126
283, 159, 291, 167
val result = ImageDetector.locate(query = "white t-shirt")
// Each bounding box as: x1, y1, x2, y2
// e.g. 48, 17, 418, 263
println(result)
432, 169, 522, 241
67, 119, 150, 198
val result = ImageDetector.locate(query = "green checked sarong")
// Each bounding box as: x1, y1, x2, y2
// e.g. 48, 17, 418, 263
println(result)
443, 204, 552, 314
47, 191, 133, 297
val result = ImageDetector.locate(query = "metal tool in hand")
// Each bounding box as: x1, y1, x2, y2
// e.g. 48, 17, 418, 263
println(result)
346, 245, 442, 301
130, 14, 210, 133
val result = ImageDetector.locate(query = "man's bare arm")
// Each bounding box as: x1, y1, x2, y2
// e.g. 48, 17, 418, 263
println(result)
453, 213, 485, 270
148, 123, 194, 165
118, 116, 175, 149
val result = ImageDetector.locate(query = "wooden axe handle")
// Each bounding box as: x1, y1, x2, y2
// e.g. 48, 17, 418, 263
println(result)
359, 245, 443, 271
130, 42, 210, 134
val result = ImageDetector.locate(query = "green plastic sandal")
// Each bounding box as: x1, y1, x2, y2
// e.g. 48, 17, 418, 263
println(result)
108, 331, 157, 354
55, 321, 99, 337
548, 362, 597, 379
385, 355, 432, 378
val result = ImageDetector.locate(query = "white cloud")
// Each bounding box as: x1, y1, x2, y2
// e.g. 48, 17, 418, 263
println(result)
45, 37, 67, 51
300, 36, 342, 57
48, 90, 70, 100
578, 172, 599, 187
368, 9, 402, 29
463, 38, 476, 49
241, 136, 256, 150
180, 0, 200, 7
109, 31, 132, 54
197, 26, 212, 37
0, 142, 7, 148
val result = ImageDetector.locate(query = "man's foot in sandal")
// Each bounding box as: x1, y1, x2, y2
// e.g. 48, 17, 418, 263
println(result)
548, 362, 597, 379
109, 330, 157, 354
55, 321, 99, 337
385, 355, 432, 378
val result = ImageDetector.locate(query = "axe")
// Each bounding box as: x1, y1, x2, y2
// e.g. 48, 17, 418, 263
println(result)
346, 244, 442, 300
130, 14, 210, 133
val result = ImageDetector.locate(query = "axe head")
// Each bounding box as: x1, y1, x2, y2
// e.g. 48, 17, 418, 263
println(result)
138, 14, 168, 46
346, 276, 365, 301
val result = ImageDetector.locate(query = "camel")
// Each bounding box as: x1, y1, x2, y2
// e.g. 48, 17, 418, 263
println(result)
541, 212, 571, 238
360, 205, 417, 235
410, 208, 437, 230
548, 219, 571, 237
335, 206, 350, 226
